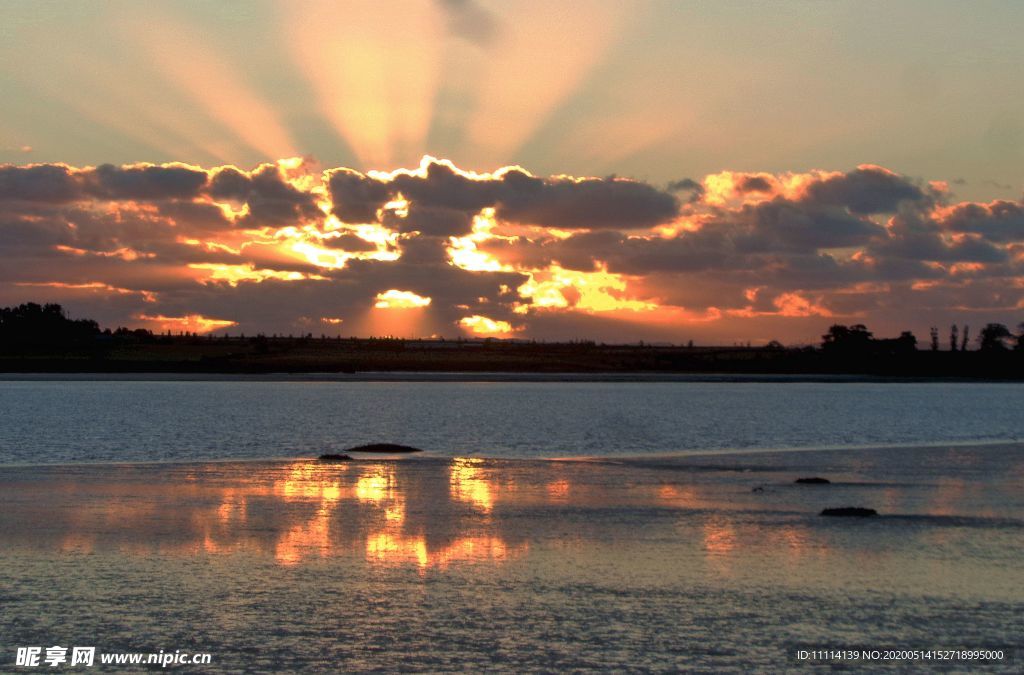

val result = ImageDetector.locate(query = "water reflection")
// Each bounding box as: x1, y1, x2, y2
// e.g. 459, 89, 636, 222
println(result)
3, 447, 1019, 600
19, 459, 537, 570
449, 457, 495, 513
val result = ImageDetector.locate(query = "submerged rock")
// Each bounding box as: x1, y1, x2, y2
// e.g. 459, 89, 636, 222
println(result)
346, 443, 424, 454
318, 453, 352, 462
795, 477, 831, 484
820, 507, 877, 517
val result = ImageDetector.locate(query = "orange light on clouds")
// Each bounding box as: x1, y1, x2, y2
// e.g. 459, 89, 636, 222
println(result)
515, 263, 657, 314
374, 289, 432, 309
16, 281, 156, 303
188, 263, 327, 286
458, 315, 516, 336
136, 313, 236, 334
54, 245, 154, 261
447, 207, 514, 272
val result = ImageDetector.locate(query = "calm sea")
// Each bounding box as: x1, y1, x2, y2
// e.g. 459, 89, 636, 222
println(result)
2, 378, 1022, 670
1, 378, 1022, 463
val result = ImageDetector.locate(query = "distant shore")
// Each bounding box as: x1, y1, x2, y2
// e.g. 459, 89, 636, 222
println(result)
1, 370, 1020, 383
2, 335, 1023, 379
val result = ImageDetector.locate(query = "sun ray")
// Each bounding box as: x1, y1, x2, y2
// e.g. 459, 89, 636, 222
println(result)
285, 0, 444, 169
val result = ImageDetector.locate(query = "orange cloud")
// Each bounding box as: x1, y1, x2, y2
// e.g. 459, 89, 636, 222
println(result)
374, 289, 432, 309
458, 315, 516, 336
136, 313, 236, 334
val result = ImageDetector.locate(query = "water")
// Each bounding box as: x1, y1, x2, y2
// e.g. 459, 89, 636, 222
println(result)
1, 379, 1023, 464
0, 447, 1021, 671
1, 379, 1022, 670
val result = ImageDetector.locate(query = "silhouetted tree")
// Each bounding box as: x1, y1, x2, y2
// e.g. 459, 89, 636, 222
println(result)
950, 324, 958, 351
822, 324, 873, 352
978, 323, 1013, 351
929, 327, 939, 351
0, 303, 99, 344
961, 325, 969, 351
897, 331, 918, 352
1017, 323, 1024, 351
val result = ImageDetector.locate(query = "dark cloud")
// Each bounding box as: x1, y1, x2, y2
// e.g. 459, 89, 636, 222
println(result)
938, 199, 1024, 243
0, 164, 80, 202
666, 178, 704, 203
437, 0, 499, 47
736, 175, 773, 193
329, 160, 680, 231
494, 171, 680, 229
319, 233, 380, 252
803, 165, 928, 214
871, 211, 1008, 263
207, 163, 321, 228
326, 168, 392, 223
85, 163, 208, 201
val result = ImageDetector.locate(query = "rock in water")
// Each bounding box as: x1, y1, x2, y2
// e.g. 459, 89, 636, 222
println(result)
795, 477, 831, 484
820, 507, 877, 517
346, 443, 424, 453
318, 453, 352, 462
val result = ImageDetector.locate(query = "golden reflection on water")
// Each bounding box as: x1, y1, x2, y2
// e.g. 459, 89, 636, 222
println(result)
44, 460, 533, 570
449, 457, 495, 513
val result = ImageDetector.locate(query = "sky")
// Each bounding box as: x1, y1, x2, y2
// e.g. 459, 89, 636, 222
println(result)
1, 0, 1022, 344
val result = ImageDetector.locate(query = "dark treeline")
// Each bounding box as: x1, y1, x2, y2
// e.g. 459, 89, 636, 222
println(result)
1, 303, 1023, 378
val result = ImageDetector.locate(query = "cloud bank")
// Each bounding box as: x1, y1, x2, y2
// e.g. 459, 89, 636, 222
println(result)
1, 157, 1021, 343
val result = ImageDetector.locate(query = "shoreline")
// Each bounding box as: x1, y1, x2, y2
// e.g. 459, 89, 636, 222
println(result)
1, 370, 1021, 383
1, 438, 1019, 470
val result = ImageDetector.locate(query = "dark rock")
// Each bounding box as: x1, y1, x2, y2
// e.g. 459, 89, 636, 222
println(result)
795, 477, 831, 484
820, 507, 878, 517
751, 486, 765, 493
318, 453, 352, 462
346, 443, 424, 454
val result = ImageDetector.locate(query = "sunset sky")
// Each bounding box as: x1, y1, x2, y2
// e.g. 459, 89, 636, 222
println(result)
1, 0, 1022, 343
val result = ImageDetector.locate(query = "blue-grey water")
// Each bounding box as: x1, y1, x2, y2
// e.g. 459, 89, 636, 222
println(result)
0, 380, 1023, 464
1, 379, 1022, 671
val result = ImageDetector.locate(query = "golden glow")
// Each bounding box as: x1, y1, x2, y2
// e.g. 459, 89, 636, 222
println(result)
546, 479, 570, 503
284, 221, 400, 270
273, 463, 346, 566
366, 531, 429, 567
135, 313, 236, 334
379, 195, 410, 220
727, 292, 832, 319
121, 9, 298, 160
457, 2, 632, 164
15, 281, 156, 303
450, 458, 494, 513
458, 315, 516, 336
374, 289, 432, 309
286, 2, 442, 168
189, 263, 327, 286
515, 263, 657, 314
355, 467, 395, 502
54, 245, 154, 261
447, 207, 514, 272
702, 169, 834, 207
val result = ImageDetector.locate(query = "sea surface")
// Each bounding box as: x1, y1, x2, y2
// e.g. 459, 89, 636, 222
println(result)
0, 379, 1021, 671
1, 379, 1023, 464
0, 446, 1021, 671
